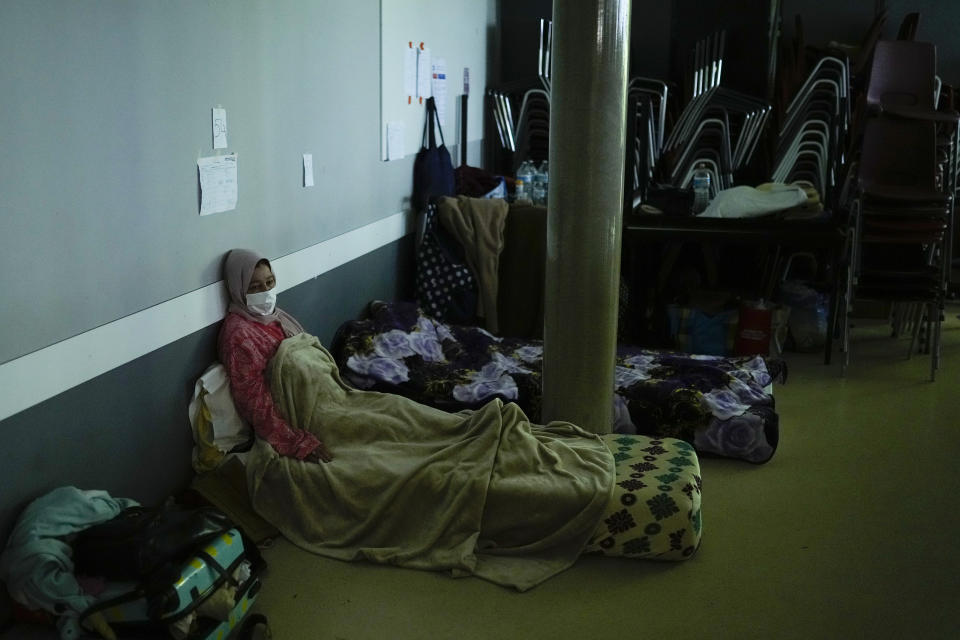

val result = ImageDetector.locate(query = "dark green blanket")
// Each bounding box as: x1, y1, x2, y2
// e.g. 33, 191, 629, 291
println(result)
246, 333, 615, 591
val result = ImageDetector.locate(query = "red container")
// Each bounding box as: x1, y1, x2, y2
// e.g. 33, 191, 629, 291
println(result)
735, 302, 772, 356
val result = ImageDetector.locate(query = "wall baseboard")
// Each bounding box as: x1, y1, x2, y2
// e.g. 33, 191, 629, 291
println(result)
0, 212, 414, 422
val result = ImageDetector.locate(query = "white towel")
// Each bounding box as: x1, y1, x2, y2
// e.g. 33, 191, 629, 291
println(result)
700, 183, 808, 219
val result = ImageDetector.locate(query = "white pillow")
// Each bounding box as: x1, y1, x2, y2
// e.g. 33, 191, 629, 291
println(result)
188, 362, 251, 472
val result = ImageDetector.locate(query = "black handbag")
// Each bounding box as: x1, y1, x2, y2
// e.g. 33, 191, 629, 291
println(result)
412, 97, 455, 212
416, 204, 478, 324
72, 505, 234, 581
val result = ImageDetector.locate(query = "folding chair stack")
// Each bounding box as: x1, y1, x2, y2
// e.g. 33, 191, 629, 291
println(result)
660, 29, 771, 194
626, 77, 669, 201
840, 40, 959, 380
661, 86, 771, 195
489, 89, 516, 154
488, 18, 552, 170
688, 30, 726, 103
772, 55, 850, 206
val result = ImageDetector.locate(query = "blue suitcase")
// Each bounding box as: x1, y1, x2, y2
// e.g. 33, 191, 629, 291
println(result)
79, 528, 265, 639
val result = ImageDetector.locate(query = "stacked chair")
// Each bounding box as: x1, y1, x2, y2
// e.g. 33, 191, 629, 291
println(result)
660, 30, 772, 194
488, 89, 517, 154
626, 77, 670, 204
687, 30, 726, 104
662, 88, 771, 194
488, 18, 553, 171
487, 85, 551, 166
513, 87, 550, 166
772, 55, 850, 208
840, 40, 959, 380
896, 12, 921, 42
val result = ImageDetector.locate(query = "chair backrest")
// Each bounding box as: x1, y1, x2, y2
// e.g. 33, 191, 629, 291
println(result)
623, 92, 651, 213
853, 8, 888, 76
858, 117, 937, 192
866, 40, 937, 109
896, 12, 921, 41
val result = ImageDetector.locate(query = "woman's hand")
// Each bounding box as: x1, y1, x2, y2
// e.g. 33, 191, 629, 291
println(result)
304, 442, 334, 463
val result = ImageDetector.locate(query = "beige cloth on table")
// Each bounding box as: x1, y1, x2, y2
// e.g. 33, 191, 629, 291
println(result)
245, 333, 614, 591
763, 181, 825, 220
436, 196, 509, 333
699, 182, 809, 219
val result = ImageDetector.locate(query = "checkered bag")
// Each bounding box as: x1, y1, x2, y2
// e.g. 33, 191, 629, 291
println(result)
415, 205, 478, 324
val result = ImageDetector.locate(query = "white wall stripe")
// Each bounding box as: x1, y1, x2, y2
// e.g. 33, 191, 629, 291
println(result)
0, 211, 414, 422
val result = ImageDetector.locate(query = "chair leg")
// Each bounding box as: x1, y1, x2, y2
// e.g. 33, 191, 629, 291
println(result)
934, 302, 943, 375
824, 244, 844, 366
890, 302, 903, 337
840, 296, 850, 376
840, 242, 855, 376
908, 303, 924, 359
930, 301, 941, 381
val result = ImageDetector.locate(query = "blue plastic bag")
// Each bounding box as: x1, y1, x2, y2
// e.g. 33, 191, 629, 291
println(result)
668, 306, 738, 355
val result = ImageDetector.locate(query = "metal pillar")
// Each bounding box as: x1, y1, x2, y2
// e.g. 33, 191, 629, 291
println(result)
541, 0, 631, 433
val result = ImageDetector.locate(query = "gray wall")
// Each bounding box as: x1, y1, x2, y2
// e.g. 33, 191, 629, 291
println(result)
882, 0, 960, 85
0, 0, 490, 620
780, 0, 879, 52
781, 0, 960, 85
0, 0, 493, 364
0, 237, 413, 543
0, 237, 414, 630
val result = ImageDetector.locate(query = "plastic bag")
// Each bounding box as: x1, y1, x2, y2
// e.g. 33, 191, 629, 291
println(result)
188, 363, 252, 473
668, 305, 738, 355
778, 280, 828, 352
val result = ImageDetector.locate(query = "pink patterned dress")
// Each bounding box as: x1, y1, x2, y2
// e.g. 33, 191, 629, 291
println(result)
218, 312, 321, 459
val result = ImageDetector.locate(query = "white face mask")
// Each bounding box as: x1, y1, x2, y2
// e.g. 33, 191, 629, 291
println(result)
246, 289, 277, 316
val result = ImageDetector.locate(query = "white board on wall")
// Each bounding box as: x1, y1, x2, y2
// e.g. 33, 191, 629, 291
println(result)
380, 0, 488, 161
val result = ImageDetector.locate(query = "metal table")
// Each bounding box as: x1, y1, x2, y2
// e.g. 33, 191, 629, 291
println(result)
622, 213, 849, 364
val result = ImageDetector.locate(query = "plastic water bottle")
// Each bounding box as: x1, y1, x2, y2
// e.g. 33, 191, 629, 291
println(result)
514, 179, 527, 201
692, 163, 711, 214
531, 169, 544, 205
516, 161, 536, 201
533, 160, 549, 205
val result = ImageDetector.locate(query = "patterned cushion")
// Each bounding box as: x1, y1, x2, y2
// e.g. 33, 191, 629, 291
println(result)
584, 434, 702, 561
332, 300, 783, 464
415, 205, 477, 324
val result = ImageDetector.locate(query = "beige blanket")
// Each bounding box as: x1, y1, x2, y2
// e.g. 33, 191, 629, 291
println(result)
437, 195, 509, 333
246, 333, 614, 591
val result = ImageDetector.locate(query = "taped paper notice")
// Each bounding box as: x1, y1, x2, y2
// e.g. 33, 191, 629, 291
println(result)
432, 58, 448, 127
212, 108, 228, 149
387, 122, 405, 161
417, 47, 432, 101
198, 153, 238, 216
303, 153, 314, 187
403, 45, 417, 100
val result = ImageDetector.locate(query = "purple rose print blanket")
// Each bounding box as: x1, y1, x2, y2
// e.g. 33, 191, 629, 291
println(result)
332, 301, 785, 464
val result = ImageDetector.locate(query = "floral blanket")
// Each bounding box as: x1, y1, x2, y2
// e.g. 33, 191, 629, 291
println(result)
332, 301, 783, 464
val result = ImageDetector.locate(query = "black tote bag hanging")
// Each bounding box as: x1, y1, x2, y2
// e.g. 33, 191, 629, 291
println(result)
415, 203, 478, 324
412, 97, 455, 212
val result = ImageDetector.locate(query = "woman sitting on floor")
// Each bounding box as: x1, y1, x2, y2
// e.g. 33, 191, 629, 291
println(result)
214, 248, 700, 590
218, 249, 333, 463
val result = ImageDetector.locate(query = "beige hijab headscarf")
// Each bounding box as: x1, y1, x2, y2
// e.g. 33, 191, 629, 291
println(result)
223, 249, 305, 337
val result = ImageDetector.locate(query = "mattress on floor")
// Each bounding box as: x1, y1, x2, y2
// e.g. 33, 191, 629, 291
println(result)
584, 434, 702, 560
332, 300, 783, 463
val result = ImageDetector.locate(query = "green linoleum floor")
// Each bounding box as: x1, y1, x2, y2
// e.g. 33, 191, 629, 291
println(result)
5, 308, 957, 640
252, 306, 960, 640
